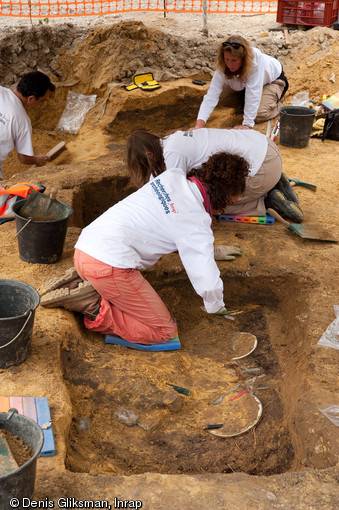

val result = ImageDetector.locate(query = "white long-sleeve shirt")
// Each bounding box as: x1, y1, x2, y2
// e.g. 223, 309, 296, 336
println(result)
0, 86, 34, 179
163, 128, 268, 177
75, 168, 224, 313
197, 48, 282, 128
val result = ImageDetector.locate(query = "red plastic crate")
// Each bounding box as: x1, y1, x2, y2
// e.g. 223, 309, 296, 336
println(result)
277, 0, 339, 26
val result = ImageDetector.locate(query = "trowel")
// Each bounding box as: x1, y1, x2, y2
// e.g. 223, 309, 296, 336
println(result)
0, 189, 60, 222
0, 433, 18, 476
115, 407, 152, 431
18, 188, 60, 221
267, 208, 338, 243
289, 178, 317, 191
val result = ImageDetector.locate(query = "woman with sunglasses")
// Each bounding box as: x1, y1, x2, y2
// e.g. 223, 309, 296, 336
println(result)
192, 35, 288, 130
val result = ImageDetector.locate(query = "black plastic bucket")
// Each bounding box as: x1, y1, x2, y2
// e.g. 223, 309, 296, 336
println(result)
0, 408, 44, 506
12, 199, 72, 264
0, 279, 40, 369
279, 106, 316, 148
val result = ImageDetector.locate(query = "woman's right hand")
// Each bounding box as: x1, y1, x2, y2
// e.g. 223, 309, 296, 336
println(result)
189, 119, 206, 131
211, 306, 228, 316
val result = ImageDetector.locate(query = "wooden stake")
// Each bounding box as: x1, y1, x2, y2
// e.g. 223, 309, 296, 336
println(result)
283, 28, 291, 45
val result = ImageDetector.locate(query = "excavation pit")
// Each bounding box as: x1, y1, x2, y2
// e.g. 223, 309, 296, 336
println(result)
60, 272, 319, 477
106, 92, 204, 140
71, 177, 136, 228
59, 177, 337, 479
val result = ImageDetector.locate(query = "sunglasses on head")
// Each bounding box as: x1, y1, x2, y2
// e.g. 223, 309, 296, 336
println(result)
222, 41, 244, 50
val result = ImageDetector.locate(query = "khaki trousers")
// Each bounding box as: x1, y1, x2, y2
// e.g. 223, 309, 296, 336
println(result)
219, 80, 285, 123
255, 79, 285, 123
222, 139, 282, 216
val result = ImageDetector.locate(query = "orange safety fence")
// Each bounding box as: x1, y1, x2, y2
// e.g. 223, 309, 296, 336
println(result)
0, 0, 278, 18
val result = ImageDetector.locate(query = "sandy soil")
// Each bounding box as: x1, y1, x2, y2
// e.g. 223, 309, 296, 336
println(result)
0, 12, 339, 509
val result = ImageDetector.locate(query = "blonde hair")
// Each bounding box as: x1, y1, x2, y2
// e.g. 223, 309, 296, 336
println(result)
216, 35, 254, 82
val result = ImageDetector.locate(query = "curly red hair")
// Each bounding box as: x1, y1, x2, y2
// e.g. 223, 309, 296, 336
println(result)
187, 152, 249, 210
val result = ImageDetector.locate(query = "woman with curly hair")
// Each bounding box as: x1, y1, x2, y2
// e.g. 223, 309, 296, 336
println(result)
126, 127, 303, 223
192, 35, 289, 130
40, 152, 249, 346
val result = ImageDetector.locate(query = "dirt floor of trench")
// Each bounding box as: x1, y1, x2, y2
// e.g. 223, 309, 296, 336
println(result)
62, 274, 306, 477
1, 17, 339, 509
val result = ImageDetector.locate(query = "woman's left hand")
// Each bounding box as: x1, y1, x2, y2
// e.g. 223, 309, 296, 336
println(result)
214, 245, 242, 261
233, 125, 251, 130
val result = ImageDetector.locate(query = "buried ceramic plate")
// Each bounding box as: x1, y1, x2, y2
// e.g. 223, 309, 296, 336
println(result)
205, 391, 263, 438
231, 332, 257, 360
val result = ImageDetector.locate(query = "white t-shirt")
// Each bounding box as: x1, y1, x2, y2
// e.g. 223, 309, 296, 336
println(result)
197, 48, 282, 128
75, 168, 224, 313
0, 86, 34, 179
162, 128, 268, 177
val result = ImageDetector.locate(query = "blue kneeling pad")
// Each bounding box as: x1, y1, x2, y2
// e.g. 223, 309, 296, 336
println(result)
105, 333, 181, 351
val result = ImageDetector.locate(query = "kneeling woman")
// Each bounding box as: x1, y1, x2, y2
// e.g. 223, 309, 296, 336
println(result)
193, 35, 288, 130
41, 152, 249, 345
126, 128, 303, 223
126, 127, 282, 218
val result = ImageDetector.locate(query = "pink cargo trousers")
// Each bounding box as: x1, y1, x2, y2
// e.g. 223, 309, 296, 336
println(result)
74, 249, 176, 344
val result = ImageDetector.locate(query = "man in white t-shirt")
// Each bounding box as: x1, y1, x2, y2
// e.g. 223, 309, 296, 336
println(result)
0, 71, 55, 180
